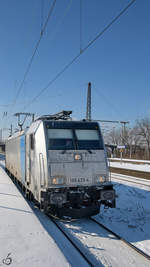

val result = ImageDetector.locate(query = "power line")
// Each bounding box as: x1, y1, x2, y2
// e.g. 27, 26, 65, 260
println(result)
10, 0, 57, 113
80, 0, 82, 53
5, 0, 72, 130
41, 0, 44, 31
23, 0, 136, 111
92, 84, 124, 117
47, 0, 72, 43
81, 0, 136, 53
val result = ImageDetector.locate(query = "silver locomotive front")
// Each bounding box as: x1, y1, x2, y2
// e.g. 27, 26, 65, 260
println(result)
41, 120, 115, 218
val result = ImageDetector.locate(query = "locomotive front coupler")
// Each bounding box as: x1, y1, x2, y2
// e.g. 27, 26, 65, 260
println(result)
101, 199, 116, 208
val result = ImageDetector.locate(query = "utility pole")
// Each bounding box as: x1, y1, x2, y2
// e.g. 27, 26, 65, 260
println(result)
0, 129, 2, 141
86, 82, 91, 121
120, 121, 128, 145
10, 124, 13, 136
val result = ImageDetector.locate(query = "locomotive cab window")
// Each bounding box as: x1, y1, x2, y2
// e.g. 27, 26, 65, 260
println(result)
75, 129, 104, 150
47, 129, 75, 150
46, 122, 104, 150
30, 134, 34, 150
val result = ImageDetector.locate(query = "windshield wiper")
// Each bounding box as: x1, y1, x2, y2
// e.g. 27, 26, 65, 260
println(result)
61, 148, 93, 154
87, 150, 93, 154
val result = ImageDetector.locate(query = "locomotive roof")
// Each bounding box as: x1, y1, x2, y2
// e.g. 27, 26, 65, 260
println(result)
44, 120, 99, 129
26, 119, 100, 135
6, 119, 100, 140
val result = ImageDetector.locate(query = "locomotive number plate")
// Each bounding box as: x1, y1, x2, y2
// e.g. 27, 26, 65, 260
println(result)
70, 178, 89, 183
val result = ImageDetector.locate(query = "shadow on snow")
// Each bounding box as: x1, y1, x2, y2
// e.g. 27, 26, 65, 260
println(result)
94, 181, 150, 245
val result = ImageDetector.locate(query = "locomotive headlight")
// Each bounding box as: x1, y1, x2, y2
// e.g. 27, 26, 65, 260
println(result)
95, 175, 106, 183
74, 154, 82, 160
51, 176, 65, 185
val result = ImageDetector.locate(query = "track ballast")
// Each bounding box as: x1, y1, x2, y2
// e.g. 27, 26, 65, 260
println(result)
90, 217, 150, 261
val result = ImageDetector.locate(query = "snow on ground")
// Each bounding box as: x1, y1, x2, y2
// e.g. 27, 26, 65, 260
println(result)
0, 163, 70, 267
109, 158, 150, 164
59, 218, 150, 266
31, 205, 89, 267
95, 177, 150, 257
111, 172, 150, 187
109, 160, 150, 172
1, 153, 150, 266
55, 161, 150, 266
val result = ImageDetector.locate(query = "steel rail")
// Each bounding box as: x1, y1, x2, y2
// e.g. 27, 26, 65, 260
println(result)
111, 172, 149, 181
6, 170, 92, 266
6, 165, 150, 263
90, 217, 150, 261
49, 216, 93, 266
110, 167, 150, 180
6, 171, 92, 266
111, 173, 150, 188
109, 159, 150, 166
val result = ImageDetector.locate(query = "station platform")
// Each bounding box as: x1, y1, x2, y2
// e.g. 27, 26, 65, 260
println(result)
0, 165, 69, 267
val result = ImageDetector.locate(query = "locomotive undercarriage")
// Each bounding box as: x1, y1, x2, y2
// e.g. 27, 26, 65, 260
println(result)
6, 168, 115, 219
41, 185, 116, 219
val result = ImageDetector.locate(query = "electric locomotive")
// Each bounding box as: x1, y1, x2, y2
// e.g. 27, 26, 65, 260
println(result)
5, 111, 116, 219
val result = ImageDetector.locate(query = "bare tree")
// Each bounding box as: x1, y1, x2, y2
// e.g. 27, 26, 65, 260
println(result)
122, 127, 141, 158
107, 128, 122, 146
106, 126, 142, 159
136, 118, 150, 159
104, 118, 150, 159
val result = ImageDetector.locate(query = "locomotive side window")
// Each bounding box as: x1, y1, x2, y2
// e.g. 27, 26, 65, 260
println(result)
48, 129, 75, 150
30, 134, 34, 150
75, 129, 104, 150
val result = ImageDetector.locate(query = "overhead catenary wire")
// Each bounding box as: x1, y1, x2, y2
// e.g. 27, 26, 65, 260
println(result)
41, 0, 44, 32
23, 0, 136, 111
10, 0, 57, 113
80, 0, 82, 53
92, 84, 124, 118
92, 83, 131, 123
47, 0, 73, 43
4, 0, 73, 133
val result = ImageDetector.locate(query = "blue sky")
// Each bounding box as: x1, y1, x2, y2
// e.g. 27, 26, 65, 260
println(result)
0, 0, 150, 133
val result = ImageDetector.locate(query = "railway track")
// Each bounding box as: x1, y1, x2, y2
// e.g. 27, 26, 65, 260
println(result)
49, 216, 150, 266
49, 216, 93, 266
5, 170, 91, 265
90, 217, 150, 262
111, 173, 150, 188
109, 159, 150, 166
110, 167, 150, 180
7, 169, 150, 266
4, 157, 150, 265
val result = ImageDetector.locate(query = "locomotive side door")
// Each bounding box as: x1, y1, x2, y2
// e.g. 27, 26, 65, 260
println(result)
26, 134, 31, 185
26, 134, 35, 186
